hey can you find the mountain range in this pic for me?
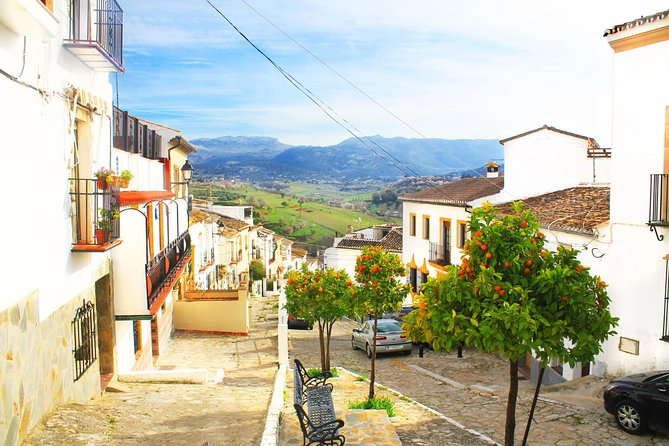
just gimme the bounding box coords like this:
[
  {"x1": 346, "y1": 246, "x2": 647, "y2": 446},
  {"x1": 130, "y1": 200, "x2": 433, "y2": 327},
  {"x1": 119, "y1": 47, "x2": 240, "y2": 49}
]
[{"x1": 189, "y1": 135, "x2": 502, "y2": 181}]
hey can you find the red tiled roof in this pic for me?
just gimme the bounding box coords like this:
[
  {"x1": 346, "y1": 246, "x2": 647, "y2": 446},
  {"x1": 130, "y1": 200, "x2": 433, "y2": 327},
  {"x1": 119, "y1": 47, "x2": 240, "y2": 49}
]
[
  {"x1": 400, "y1": 177, "x2": 504, "y2": 206},
  {"x1": 218, "y1": 216, "x2": 250, "y2": 231},
  {"x1": 499, "y1": 125, "x2": 597, "y2": 145},
  {"x1": 335, "y1": 228, "x2": 402, "y2": 253},
  {"x1": 604, "y1": 9, "x2": 669, "y2": 36},
  {"x1": 496, "y1": 187, "x2": 610, "y2": 235}
]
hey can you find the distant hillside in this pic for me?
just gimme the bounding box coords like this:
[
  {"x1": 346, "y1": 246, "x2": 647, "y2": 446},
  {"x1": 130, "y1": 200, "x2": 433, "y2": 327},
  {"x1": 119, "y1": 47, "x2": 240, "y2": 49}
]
[{"x1": 189, "y1": 135, "x2": 502, "y2": 181}]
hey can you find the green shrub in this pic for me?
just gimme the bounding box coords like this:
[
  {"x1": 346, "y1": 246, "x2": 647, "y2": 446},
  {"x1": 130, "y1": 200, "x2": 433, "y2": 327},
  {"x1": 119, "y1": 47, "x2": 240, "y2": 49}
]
[
  {"x1": 348, "y1": 396, "x2": 396, "y2": 417},
  {"x1": 307, "y1": 367, "x2": 339, "y2": 378}
]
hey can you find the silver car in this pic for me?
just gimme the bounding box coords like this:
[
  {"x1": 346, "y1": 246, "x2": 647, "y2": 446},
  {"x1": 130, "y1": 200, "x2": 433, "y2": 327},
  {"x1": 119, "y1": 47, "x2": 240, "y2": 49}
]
[{"x1": 351, "y1": 319, "x2": 412, "y2": 358}]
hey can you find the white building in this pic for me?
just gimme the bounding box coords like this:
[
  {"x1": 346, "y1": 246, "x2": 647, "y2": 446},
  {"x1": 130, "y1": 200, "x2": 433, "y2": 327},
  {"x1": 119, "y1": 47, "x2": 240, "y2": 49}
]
[
  {"x1": 324, "y1": 225, "x2": 403, "y2": 285},
  {"x1": 596, "y1": 9, "x2": 669, "y2": 376},
  {"x1": 400, "y1": 175, "x2": 504, "y2": 292},
  {"x1": 1, "y1": 0, "x2": 124, "y2": 443}
]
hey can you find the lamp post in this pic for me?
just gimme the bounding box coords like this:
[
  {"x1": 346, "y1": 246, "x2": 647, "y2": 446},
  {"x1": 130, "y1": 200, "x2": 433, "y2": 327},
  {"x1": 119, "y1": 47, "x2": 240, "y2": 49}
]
[{"x1": 181, "y1": 160, "x2": 193, "y2": 216}]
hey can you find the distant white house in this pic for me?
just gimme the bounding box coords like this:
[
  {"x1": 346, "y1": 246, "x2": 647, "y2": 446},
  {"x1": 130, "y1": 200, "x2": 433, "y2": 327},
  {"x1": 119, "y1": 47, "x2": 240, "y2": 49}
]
[{"x1": 324, "y1": 224, "x2": 402, "y2": 286}]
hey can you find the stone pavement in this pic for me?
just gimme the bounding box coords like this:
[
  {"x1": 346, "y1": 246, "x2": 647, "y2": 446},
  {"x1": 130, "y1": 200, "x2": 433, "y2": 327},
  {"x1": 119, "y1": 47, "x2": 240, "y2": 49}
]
[
  {"x1": 23, "y1": 294, "x2": 279, "y2": 446},
  {"x1": 289, "y1": 318, "x2": 669, "y2": 446}
]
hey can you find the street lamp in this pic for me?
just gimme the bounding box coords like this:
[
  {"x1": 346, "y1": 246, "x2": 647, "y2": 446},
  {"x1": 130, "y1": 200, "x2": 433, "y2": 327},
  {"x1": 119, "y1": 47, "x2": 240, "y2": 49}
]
[{"x1": 181, "y1": 160, "x2": 193, "y2": 183}]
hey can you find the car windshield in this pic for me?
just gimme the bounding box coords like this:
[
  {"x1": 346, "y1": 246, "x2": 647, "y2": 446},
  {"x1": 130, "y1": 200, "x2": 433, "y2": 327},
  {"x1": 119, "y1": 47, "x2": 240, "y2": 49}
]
[{"x1": 376, "y1": 322, "x2": 402, "y2": 333}]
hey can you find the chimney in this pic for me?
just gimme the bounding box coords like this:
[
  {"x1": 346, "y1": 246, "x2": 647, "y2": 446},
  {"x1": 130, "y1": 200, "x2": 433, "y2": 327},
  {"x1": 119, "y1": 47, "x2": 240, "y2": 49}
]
[
  {"x1": 347, "y1": 225, "x2": 353, "y2": 233},
  {"x1": 485, "y1": 160, "x2": 500, "y2": 178}
]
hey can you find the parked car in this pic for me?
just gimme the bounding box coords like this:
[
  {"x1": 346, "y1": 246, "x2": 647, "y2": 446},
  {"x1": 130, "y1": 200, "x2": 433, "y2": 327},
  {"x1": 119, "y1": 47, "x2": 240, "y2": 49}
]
[
  {"x1": 287, "y1": 314, "x2": 313, "y2": 330},
  {"x1": 351, "y1": 319, "x2": 412, "y2": 358},
  {"x1": 382, "y1": 305, "x2": 415, "y2": 322},
  {"x1": 603, "y1": 370, "x2": 669, "y2": 435}
]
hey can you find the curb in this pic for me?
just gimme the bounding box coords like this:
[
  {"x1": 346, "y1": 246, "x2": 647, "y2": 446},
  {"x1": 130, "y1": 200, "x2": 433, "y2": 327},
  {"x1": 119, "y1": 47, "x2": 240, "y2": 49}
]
[{"x1": 260, "y1": 364, "x2": 287, "y2": 446}]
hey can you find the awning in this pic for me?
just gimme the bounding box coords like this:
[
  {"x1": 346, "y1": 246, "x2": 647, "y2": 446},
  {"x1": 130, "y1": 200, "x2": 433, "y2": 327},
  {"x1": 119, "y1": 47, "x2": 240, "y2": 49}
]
[
  {"x1": 418, "y1": 260, "x2": 430, "y2": 275},
  {"x1": 406, "y1": 255, "x2": 417, "y2": 269}
]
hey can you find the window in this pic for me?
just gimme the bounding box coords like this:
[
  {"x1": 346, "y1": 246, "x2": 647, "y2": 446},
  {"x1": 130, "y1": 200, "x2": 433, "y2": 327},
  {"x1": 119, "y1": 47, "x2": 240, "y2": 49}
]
[
  {"x1": 417, "y1": 270, "x2": 428, "y2": 293},
  {"x1": 457, "y1": 222, "x2": 468, "y2": 248},
  {"x1": 409, "y1": 214, "x2": 416, "y2": 236},
  {"x1": 663, "y1": 260, "x2": 669, "y2": 341},
  {"x1": 422, "y1": 216, "x2": 430, "y2": 240},
  {"x1": 409, "y1": 267, "x2": 417, "y2": 292},
  {"x1": 133, "y1": 320, "x2": 142, "y2": 354},
  {"x1": 441, "y1": 219, "x2": 451, "y2": 265},
  {"x1": 72, "y1": 300, "x2": 97, "y2": 381}
]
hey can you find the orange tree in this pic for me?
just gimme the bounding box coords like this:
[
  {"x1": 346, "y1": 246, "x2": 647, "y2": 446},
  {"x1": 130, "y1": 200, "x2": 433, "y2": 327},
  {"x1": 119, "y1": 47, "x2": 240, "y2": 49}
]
[
  {"x1": 284, "y1": 266, "x2": 353, "y2": 372},
  {"x1": 354, "y1": 246, "x2": 410, "y2": 400},
  {"x1": 403, "y1": 202, "x2": 617, "y2": 446}
]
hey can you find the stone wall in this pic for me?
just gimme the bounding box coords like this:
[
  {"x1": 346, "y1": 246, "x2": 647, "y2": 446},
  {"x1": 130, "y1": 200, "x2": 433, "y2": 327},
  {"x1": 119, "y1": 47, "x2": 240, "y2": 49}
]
[{"x1": 0, "y1": 288, "x2": 101, "y2": 446}]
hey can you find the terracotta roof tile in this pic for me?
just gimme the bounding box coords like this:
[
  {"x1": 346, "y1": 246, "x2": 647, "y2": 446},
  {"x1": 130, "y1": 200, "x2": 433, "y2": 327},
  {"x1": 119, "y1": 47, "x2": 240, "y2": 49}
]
[
  {"x1": 604, "y1": 9, "x2": 669, "y2": 36},
  {"x1": 499, "y1": 125, "x2": 596, "y2": 145},
  {"x1": 292, "y1": 247, "x2": 308, "y2": 257},
  {"x1": 217, "y1": 216, "x2": 250, "y2": 231},
  {"x1": 496, "y1": 187, "x2": 609, "y2": 235},
  {"x1": 335, "y1": 228, "x2": 403, "y2": 253},
  {"x1": 400, "y1": 177, "x2": 504, "y2": 205}
]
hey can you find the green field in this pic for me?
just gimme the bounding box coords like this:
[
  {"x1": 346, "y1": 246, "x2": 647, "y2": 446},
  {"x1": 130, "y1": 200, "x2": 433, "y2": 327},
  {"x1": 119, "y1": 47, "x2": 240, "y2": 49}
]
[{"x1": 192, "y1": 183, "x2": 399, "y2": 250}]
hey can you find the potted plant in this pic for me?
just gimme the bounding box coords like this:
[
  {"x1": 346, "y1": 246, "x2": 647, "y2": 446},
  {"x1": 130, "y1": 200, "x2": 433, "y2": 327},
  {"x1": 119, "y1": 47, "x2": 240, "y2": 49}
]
[
  {"x1": 94, "y1": 167, "x2": 114, "y2": 190},
  {"x1": 96, "y1": 208, "x2": 120, "y2": 244},
  {"x1": 119, "y1": 169, "x2": 134, "y2": 188}
]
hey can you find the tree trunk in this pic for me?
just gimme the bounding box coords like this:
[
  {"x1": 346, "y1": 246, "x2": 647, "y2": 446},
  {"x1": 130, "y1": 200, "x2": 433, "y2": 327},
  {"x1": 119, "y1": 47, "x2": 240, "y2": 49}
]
[
  {"x1": 318, "y1": 320, "x2": 326, "y2": 371},
  {"x1": 324, "y1": 321, "x2": 333, "y2": 371},
  {"x1": 368, "y1": 314, "x2": 378, "y2": 401},
  {"x1": 522, "y1": 366, "x2": 545, "y2": 446},
  {"x1": 505, "y1": 360, "x2": 519, "y2": 446}
]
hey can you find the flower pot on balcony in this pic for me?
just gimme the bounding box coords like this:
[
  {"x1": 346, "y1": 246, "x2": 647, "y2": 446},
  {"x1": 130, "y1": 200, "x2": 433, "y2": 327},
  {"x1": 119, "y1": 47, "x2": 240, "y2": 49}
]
[
  {"x1": 97, "y1": 178, "x2": 108, "y2": 190},
  {"x1": 95, "y1": 228, "x2": 110, "y2": 244},
  {"x1": 109, "y1": 176, "x2": 120, "y2": 188},
  {"x1": 119, "y1": 177, "x2": 130, "y2": 188}
]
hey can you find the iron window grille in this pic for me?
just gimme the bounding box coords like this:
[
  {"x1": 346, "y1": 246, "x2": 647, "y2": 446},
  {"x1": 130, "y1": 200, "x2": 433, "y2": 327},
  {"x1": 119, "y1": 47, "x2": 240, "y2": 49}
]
[{"x1": 72, "y1": 300, "x2": 97, "y2": 381}]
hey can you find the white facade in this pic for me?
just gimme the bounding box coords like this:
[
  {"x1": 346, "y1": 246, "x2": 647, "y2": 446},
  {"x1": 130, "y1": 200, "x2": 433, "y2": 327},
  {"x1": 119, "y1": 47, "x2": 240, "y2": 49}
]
[
  {"x1": 486, "y1": 126, "x2": 610, "y2": 204},
  {"x1": 1, "y1": 0, "x2": 124, "y2": 443},
  {"x1": 596, "y1": 12, "x2": 669, "y2": 375}
]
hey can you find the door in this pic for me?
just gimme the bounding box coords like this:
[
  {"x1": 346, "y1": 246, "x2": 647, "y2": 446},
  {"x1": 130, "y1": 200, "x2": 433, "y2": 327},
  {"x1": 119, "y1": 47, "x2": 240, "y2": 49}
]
[{"x1": 441, "y1": 220, "x2": 451, "y2": 265}]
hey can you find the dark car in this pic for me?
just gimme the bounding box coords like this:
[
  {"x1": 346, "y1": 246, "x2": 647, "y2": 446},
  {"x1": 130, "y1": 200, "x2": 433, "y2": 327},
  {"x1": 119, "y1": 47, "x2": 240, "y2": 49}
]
[
  {"x1": 603, "y1": 370, "x2": 669, "y2": 435},
  {"x1": 287, "y1": 314, "x2": 313, "y2": 330}
]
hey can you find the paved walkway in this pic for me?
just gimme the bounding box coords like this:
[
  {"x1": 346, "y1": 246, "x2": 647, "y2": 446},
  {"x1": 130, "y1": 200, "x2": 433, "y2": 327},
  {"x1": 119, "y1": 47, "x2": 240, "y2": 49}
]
[
  {"x1": 289, "y1": 318, "x2": 669, "y2": 446},
  {"x1": 23, "y1": 294, "x2": 279, "y2": 446}
]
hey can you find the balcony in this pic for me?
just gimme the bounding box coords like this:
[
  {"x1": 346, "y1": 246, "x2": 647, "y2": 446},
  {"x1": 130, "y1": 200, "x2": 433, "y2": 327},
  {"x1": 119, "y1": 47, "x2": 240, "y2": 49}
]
[
  {"x1": 70, "y1": 178, "x2": 121, "y2": 252},
  {"x1": 429, "y1": 242, "x2": 451, "y2": 266},
  {"x1": 648, "y1": 174, "x2": 669, "y2": 240},
  {"x1": 63, "y1": 0, "x2": 124, "y2": 72},
  {"x1": 146, "y1": 231, "x2": 191, "y2": 310},
  {"x1": 113, "y1": 106, "x2": 162, "y2": 158}
]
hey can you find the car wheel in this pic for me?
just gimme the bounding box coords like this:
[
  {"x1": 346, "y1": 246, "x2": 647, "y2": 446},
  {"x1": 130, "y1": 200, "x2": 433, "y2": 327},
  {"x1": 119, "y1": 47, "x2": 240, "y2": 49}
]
[
  {"x1": 351, "y1": 336, "x2": 357, "y2": 350},
  {"x1": 614, "y1": 400, "x2": 647, "y2": 435},
  {"x1": 366, "y1": 343, "x2": 373, "y2": 359}
]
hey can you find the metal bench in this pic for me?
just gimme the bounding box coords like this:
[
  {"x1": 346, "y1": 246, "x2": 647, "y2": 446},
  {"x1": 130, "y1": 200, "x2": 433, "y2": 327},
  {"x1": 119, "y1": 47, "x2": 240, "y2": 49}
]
[
  {"x1": 293, "y1": 359, "x2": 345, "y2": 446},
  {"x1": 294, "y1": 358, "x2": 334, "y2": 396}
]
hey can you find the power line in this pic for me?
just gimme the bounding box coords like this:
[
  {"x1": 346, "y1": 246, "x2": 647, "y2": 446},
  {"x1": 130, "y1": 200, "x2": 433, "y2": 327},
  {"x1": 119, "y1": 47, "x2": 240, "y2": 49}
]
[{"x1": 205, "y1": 0, "x2": 419, "y2": 177}]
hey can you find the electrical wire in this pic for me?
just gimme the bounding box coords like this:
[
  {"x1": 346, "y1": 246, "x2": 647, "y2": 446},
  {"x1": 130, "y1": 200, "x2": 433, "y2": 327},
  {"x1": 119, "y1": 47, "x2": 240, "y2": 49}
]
[{"x1": 206, "y1": 0, "x2": 419, "y2": 177}]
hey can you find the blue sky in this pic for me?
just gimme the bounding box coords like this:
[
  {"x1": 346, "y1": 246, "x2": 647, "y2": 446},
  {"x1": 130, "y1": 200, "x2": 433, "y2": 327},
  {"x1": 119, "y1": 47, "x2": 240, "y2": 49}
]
[{"x1": 116, "y1": 1, "x2": 668, "y2": 146}]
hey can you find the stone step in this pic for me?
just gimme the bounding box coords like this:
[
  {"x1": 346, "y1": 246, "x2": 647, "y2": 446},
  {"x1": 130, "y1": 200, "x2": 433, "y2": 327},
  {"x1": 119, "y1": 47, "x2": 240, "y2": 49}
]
[{"x1": 341, "y1": 409, "x2": 402, "y2": 446}]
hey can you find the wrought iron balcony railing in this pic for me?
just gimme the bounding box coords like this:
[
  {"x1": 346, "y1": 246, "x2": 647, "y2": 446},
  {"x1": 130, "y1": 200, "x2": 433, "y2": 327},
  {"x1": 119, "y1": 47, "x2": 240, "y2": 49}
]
[
  {"x1": 70, "y1": 178, "x2": 120, "y2": 251},
  {"x1": 649, "y1": 174, "x2": 669, "y2": 241},
  {"x1": 63, "y1": 0, "x2": 123, "y2": 72},
  {"x1": 146, "y1": 231, "x2": 191, "y2": 310},
  {"x1": 429, "y1": 241, "x2": 451, "y2": 266},
  {"x1": 113, "y1": 106, "x2": 162, "y2": 158}
]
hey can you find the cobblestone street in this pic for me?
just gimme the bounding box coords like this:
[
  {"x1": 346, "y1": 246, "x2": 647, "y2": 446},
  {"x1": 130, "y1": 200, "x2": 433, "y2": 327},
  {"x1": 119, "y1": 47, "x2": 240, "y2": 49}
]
[{"x1": 289, "y1": 318, "x2": 669, "y2": 446}]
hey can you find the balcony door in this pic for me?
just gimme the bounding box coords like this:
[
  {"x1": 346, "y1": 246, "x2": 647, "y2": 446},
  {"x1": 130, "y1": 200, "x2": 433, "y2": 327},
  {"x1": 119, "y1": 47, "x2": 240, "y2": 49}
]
[{"x1": 441, "y1": 220, "x2": 451, "y2": 265}]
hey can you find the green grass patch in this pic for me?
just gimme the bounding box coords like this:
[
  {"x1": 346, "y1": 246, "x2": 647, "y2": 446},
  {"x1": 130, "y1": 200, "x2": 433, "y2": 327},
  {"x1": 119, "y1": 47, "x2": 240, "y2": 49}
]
[
  {"x1": 307, "y1": 367, "x2": 339, "y2": 378},
  {"x1": 348, "y1": 396, "x2": 397, "y2": 417},
  {"x1": 356, "y1": 374, "x2": 368, "y2": 381}
]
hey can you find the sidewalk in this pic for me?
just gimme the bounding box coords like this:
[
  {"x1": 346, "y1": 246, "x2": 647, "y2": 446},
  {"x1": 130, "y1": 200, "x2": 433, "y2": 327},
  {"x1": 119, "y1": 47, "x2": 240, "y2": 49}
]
[{"x1": 23, "y1": 294, "x2": 279, "y2": 446}]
